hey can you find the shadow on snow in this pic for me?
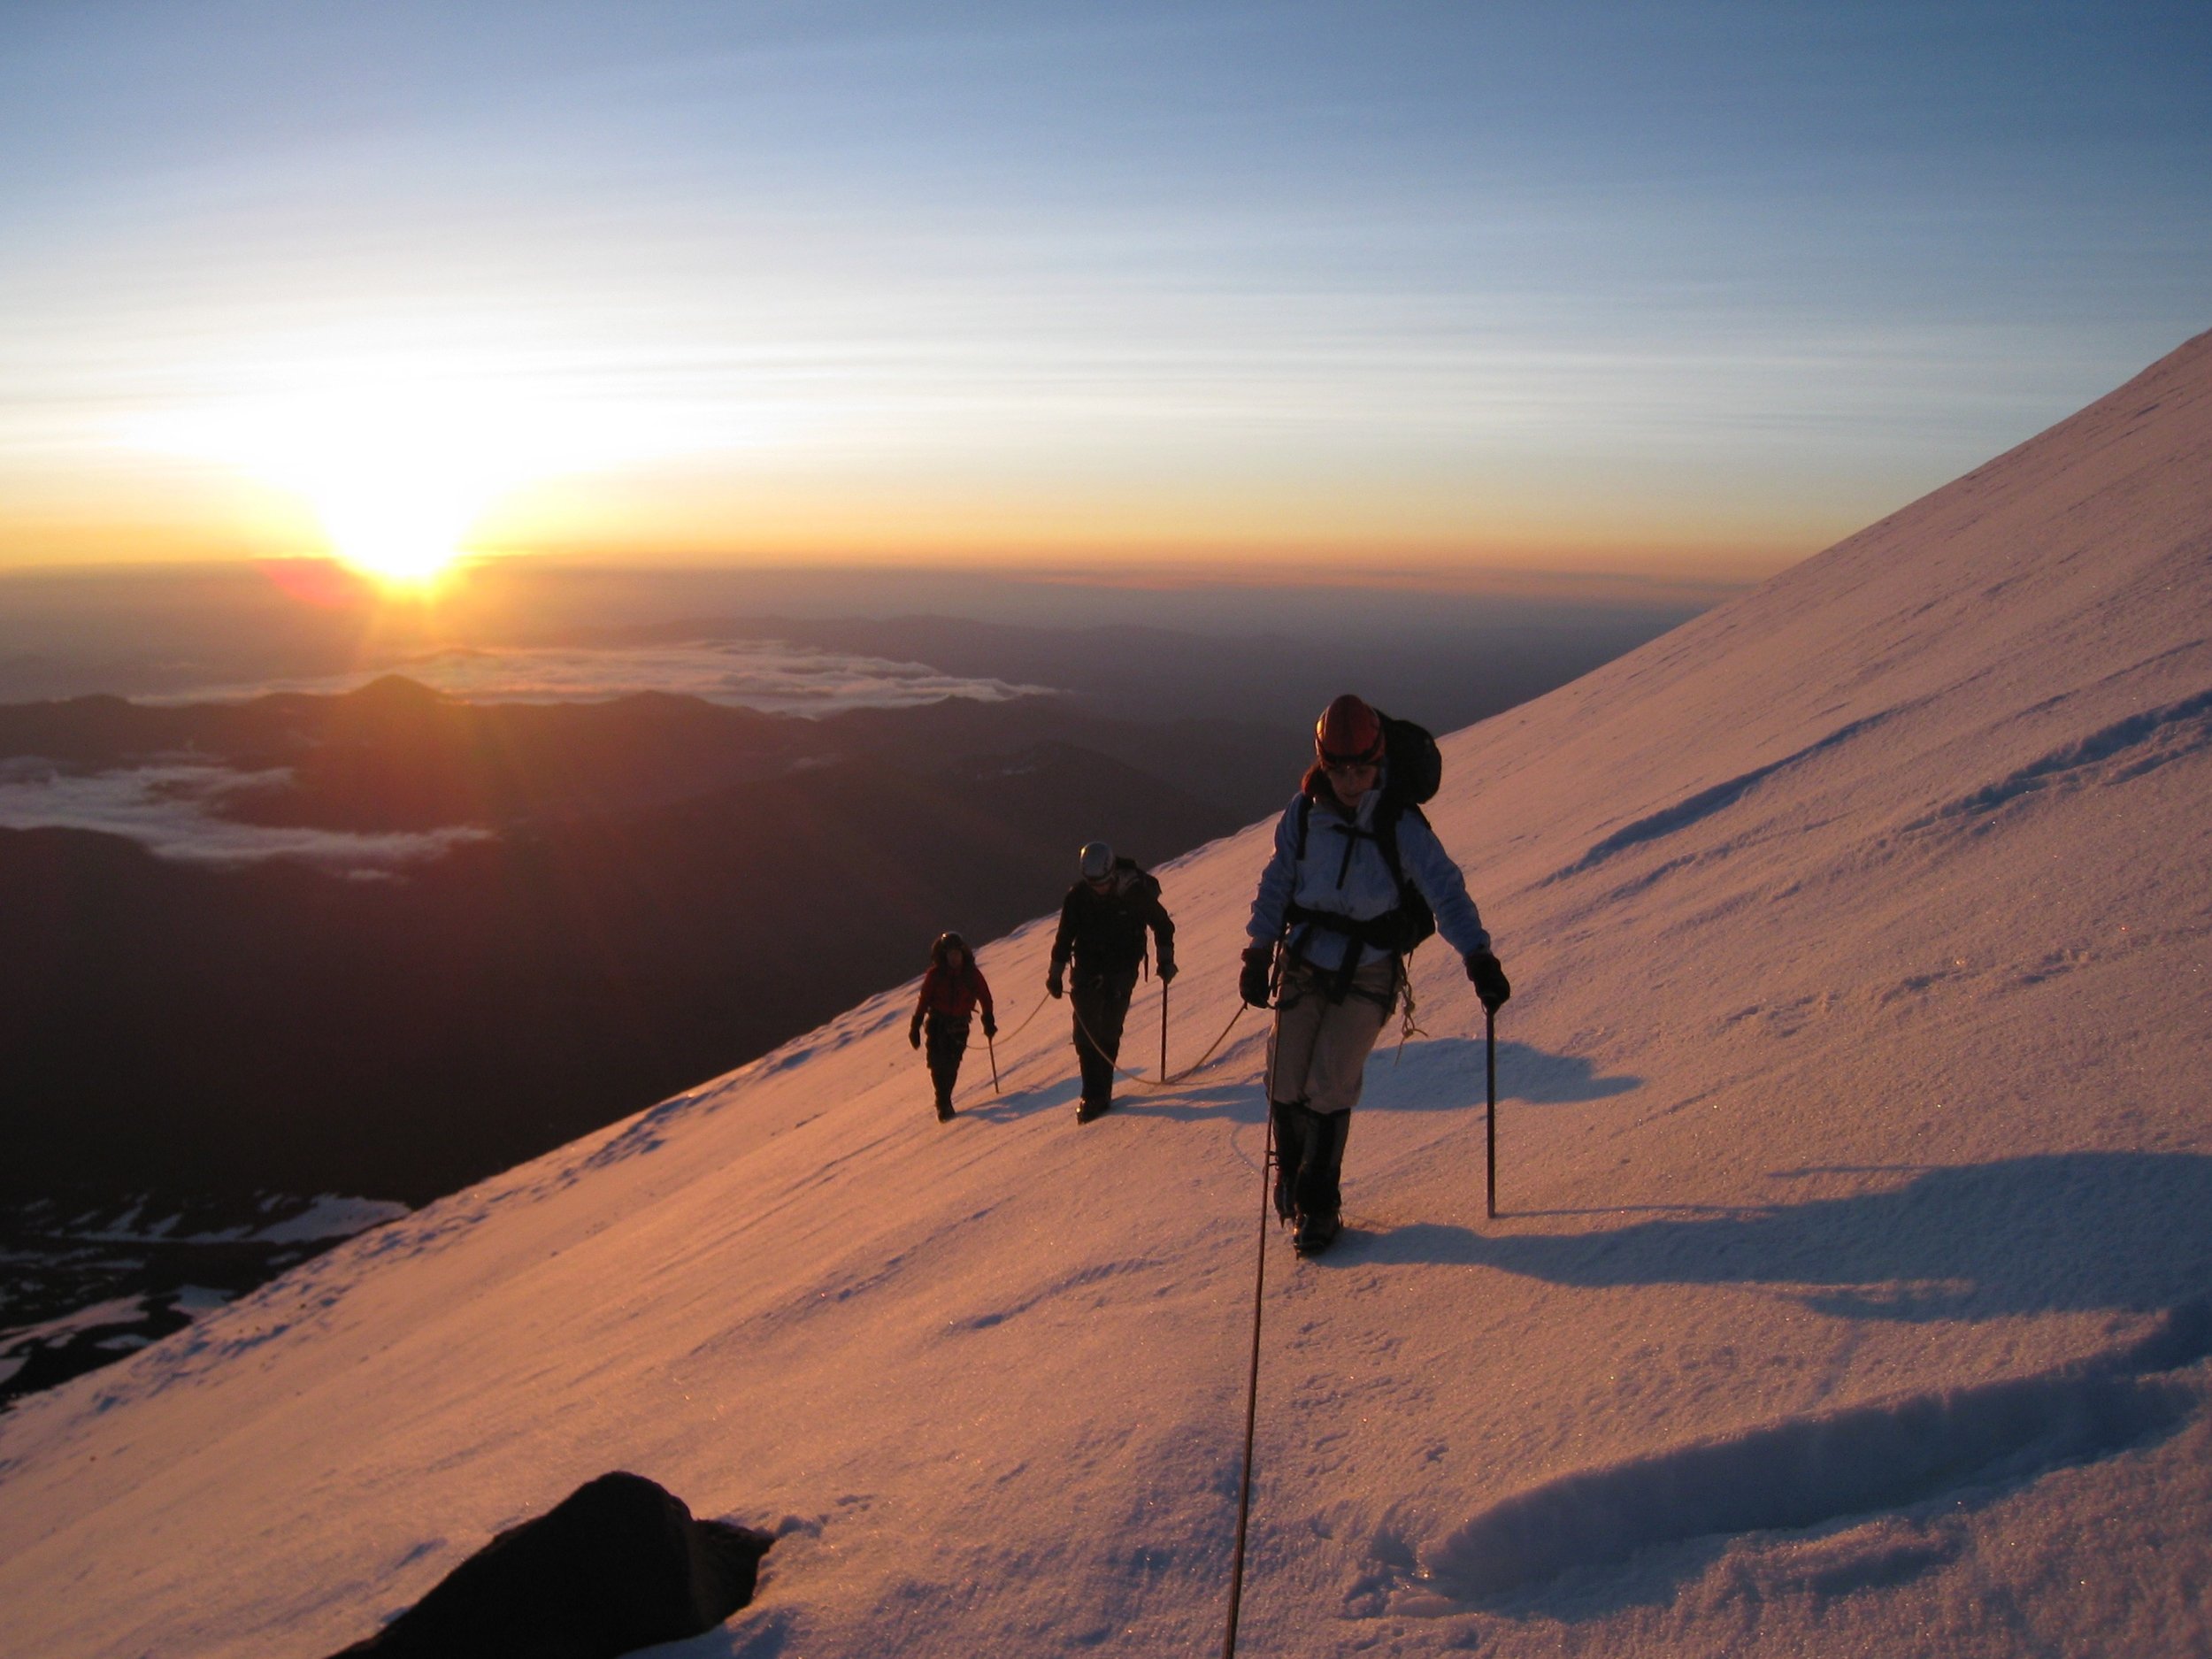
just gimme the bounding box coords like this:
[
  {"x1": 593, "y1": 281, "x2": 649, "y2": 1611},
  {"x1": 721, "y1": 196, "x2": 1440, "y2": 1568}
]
[
  {"x1": 1340, "y1": 1151, "x2": 2212, "y2": 1323},
  {"x1": 1395, "y1": 1299, "x2": 2212, "y2": 1619},
  {"x1": 963, "y1": 1033, "x2": 1634, "y2": 1124},
  {"x1": 1362, "y1": 1035, "x2": 1642, "y2": 1111}
]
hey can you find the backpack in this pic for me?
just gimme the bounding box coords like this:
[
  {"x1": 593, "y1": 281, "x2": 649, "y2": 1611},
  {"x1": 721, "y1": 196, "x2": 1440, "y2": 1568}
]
[
  {"x1": 1115, "y1": 856, "x2": 1162, "y2": 971},
  {"x1": 1292, "y1": 710, "x2": 1441, "y2": 956},
  {"x1": 1379, "y1": 712, "x2": 1441, "y2": 807},
  {"x1": 1074, "y1": 856, "x2": 1164, "y2": 976}
]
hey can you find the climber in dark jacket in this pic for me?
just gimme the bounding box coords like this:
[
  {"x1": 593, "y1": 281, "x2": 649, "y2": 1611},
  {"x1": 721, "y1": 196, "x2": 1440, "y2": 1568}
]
[
  {"x1": 1047, "y1": 841, "x2": 1176, "y2": 1123},
  {"x1": 910, "y1": 931, "x2": 995, "y2": 1122}
]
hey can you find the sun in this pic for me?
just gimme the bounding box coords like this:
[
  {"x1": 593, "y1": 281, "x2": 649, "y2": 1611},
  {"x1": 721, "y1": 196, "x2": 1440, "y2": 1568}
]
[
  {"x1": 294, "y1": 459, "x2": 480, "y2": 591},
  {"x1": 230, "y1": 382, "x2": 512, "y2": 591},
  {"x1": 120, "y1": 341, "x2": 742, "y2": 590},
  {"x1": 125, "y1": 366, "x2": 561, "y2": 592}
]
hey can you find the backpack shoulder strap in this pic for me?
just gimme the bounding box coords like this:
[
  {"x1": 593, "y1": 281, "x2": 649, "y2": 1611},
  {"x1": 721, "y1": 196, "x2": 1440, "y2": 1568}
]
[
  {"x1": 1293, "y1": 794, "x2": 1314, "y2": 860},
  {"x1": 1373, "y1": 798, "x2": 1416, "y2": 885},
  {"x1": 1110, "y1": 856, "x2": 1153, "y2": 890}
]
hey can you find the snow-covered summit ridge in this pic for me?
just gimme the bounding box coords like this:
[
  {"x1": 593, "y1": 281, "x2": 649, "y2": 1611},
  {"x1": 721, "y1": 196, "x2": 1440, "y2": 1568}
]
[{"x1": 1, "y1": 332, "x2": 2208, "y2": 1658}]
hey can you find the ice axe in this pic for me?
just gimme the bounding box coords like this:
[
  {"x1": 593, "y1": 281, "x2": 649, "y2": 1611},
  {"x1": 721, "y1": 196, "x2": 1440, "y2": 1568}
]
[
  {"x1": 1159, "y1": 980, "x2": 1170, "y2": 1079},
  {"x1": 987, "y1": 1029, "x2": 1001, "y2": 1094},
  {"x1": 1485, "y1": 1004, "x2": 1497, "y2": 1219}
]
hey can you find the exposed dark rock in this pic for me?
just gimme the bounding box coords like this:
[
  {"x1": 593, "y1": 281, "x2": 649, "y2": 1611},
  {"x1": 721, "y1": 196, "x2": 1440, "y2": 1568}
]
[{"x1": 326, "y1": 1471, "x2": 772, "y2": 1659}]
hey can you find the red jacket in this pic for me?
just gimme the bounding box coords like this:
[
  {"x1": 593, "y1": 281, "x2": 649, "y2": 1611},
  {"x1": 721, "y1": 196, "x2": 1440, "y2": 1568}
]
[{"x1": 915, "y1": 960, "x2": 993, "y2": 1021}]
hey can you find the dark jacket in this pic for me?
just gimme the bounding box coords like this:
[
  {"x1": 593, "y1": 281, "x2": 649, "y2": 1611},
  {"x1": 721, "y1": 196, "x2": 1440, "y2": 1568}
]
[{"x1": 1050, "y1": 858, "x2": 1175, "y2": 984}]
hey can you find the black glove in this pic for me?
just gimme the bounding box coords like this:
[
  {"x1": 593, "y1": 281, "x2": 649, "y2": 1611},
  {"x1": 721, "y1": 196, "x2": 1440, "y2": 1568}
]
[
  {"x1": 1239, "y1": 944, "x2": 1274, "y2": 1009},
  {"x1": 1466, "y1": 950, "x2": 1511, "y2": 1012},
  {"x1": 1156, "y1": 956, "x2": 1178, "y2": 984},
  {"x1": 981, "y1": 1012, "x2": 997, "y2": 1040},
  {"x1": 1046, "y1": 966, "x2": 1064, "y2": 1000},
  {"x1": 908, "y1": 1016, "x2": 923, "y2": 1049}
]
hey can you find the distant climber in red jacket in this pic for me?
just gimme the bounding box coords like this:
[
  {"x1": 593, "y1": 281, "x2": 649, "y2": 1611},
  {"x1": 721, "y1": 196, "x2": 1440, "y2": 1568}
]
[{"x1": 910, "y1": 931, "x2": 995, "y2": 1122}]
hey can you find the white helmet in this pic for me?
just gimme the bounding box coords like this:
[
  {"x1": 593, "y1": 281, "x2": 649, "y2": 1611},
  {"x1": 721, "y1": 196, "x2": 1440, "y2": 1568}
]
[{"x1": 1078, "y1": 841, "x2": 1114, "y2": 882}]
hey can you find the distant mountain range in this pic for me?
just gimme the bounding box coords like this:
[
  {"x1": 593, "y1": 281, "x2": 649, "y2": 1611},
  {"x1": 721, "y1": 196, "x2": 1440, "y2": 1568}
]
[
  {"x1": 0, "y1": 678, "x2": 1249, "y2": 1202},
  {"x1": 0, "y1": 591, "x2": 1701, "y2": 1210}
]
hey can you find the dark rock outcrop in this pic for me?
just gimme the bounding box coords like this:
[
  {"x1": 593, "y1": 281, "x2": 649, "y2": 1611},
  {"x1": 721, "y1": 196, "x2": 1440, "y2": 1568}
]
[{"x1": 326, "y1": 1471, "x2": 773, "y2": 1659}]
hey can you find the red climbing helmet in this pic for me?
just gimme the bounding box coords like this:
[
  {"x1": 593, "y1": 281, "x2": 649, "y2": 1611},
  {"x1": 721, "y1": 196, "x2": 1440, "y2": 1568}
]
[{"x1": 1314, "y1": 693, "x2": 1384, "y2": 770}]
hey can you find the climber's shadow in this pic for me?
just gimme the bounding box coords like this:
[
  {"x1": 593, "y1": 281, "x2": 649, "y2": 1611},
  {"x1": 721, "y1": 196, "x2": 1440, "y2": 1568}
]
[
  {"x1": 1346, "y1": 1152, "x2": 2212, "y2": 1325},
  {"x1": 1359, "y1": 1036, "x2": 1641, "y2": 1112}
]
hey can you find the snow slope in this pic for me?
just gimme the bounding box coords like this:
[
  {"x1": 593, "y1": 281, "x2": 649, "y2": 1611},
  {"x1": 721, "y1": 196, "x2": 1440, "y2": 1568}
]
[{"x1": 2, "y1": 332, "x2": 2208, "y2": 1659}]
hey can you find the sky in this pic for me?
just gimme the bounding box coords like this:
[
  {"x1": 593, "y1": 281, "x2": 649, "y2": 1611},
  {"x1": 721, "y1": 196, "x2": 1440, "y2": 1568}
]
[{"x1": 2, "y1": 0, "x2": 2207, "y2": 588}]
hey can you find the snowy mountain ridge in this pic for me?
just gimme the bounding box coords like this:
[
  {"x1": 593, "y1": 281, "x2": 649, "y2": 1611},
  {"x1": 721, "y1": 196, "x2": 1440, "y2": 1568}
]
[{"x1": 1, "y1": 332, "x2": 2208, "y2": 1658}]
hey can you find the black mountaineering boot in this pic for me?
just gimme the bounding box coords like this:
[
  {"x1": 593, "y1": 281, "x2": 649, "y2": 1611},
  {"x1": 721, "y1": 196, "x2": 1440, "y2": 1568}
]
[
  {"x1": 1294, "y1": 1211, "x2": 1340, "y2": 1257},
  {"x1": 1269, "y1": 1099, "x2": 1304, "y2": 1225}
]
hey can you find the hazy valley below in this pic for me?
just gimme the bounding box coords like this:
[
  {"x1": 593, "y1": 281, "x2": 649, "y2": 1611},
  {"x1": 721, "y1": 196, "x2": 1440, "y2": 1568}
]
[{"x1": 0, "y1": 595, "x2": 1701, "y2": 1406}]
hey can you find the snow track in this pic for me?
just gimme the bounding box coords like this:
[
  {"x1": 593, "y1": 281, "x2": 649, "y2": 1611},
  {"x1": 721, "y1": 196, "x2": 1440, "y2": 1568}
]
[
  {"x1": 1409, "y1": 1302, "x2": 2212, "y2": 1606},
  {"x1": 1555, "y1": 710, "x2": 1894, "y2": 877},
  {"x1": 1916, "y1": 683, "x2": 2212, "y2": 826}
]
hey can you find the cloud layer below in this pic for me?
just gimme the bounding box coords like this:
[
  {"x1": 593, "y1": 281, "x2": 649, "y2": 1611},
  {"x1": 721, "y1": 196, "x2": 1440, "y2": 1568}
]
[
  {"x1": 0, "y1": 761, "x2": 491, "y2": 873},
  {"x1": 166, "y1": 641, "x2": 1053, "y2": 716}
]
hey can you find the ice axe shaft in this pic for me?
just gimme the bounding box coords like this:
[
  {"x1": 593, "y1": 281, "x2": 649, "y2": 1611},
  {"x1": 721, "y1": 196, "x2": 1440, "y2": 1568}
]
[
  {"x1": 1160, "y1": 982, "x2": 1170, "y2": 1079},
  {"x1": 987, "y1": 1031, "x2": 1001, "y2": 1094},
  {"x1": 1486, "y1": 1005, "x2": 1497, "y2": 1219}
]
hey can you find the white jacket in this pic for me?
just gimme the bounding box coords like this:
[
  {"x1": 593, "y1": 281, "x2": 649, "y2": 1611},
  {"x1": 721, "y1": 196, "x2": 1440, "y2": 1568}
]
[{"x1": 1245, "y1": 783, "x2": 1491, "y2": 972}]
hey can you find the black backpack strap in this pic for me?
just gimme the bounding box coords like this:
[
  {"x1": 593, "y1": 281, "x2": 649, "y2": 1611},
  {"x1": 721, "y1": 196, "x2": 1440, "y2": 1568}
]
[{"x1": 1375, "y1": 800, "x2": 1427, "y2": 888}]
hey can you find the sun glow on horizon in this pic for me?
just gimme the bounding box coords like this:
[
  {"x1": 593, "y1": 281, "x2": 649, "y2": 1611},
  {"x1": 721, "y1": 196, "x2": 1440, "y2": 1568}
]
[
  {"x1": 117, "y1": 352, "x2": 749, "y2": 591},
  {"x1": 127, "y1": 385, "x2": 506, "y2": 590}
]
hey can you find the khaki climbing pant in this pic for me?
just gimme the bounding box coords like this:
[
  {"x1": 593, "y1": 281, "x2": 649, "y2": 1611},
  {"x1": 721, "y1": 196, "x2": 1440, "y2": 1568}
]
[{"x1": 1265, "y1": 954, "x2": 1397, "y2": 1115}]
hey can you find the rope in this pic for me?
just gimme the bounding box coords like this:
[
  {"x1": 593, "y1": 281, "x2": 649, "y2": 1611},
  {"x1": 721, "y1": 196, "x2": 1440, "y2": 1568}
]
[
  {"x1": 1221, "y1": 1111, "x2": 1273, "y2": 1658},
  {"x1": 1066, "y1": 994, "x2": 1250, "y2": 1090},
  {"x1": 993, "y1": 987, "x2": 1055, "y2": 1042}
]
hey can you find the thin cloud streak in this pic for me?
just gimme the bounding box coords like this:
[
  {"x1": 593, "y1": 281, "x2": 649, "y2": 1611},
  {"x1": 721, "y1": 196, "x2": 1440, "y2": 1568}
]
[{"x1": 0, "y1": 761, "x2": 491, "y2": 873}]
